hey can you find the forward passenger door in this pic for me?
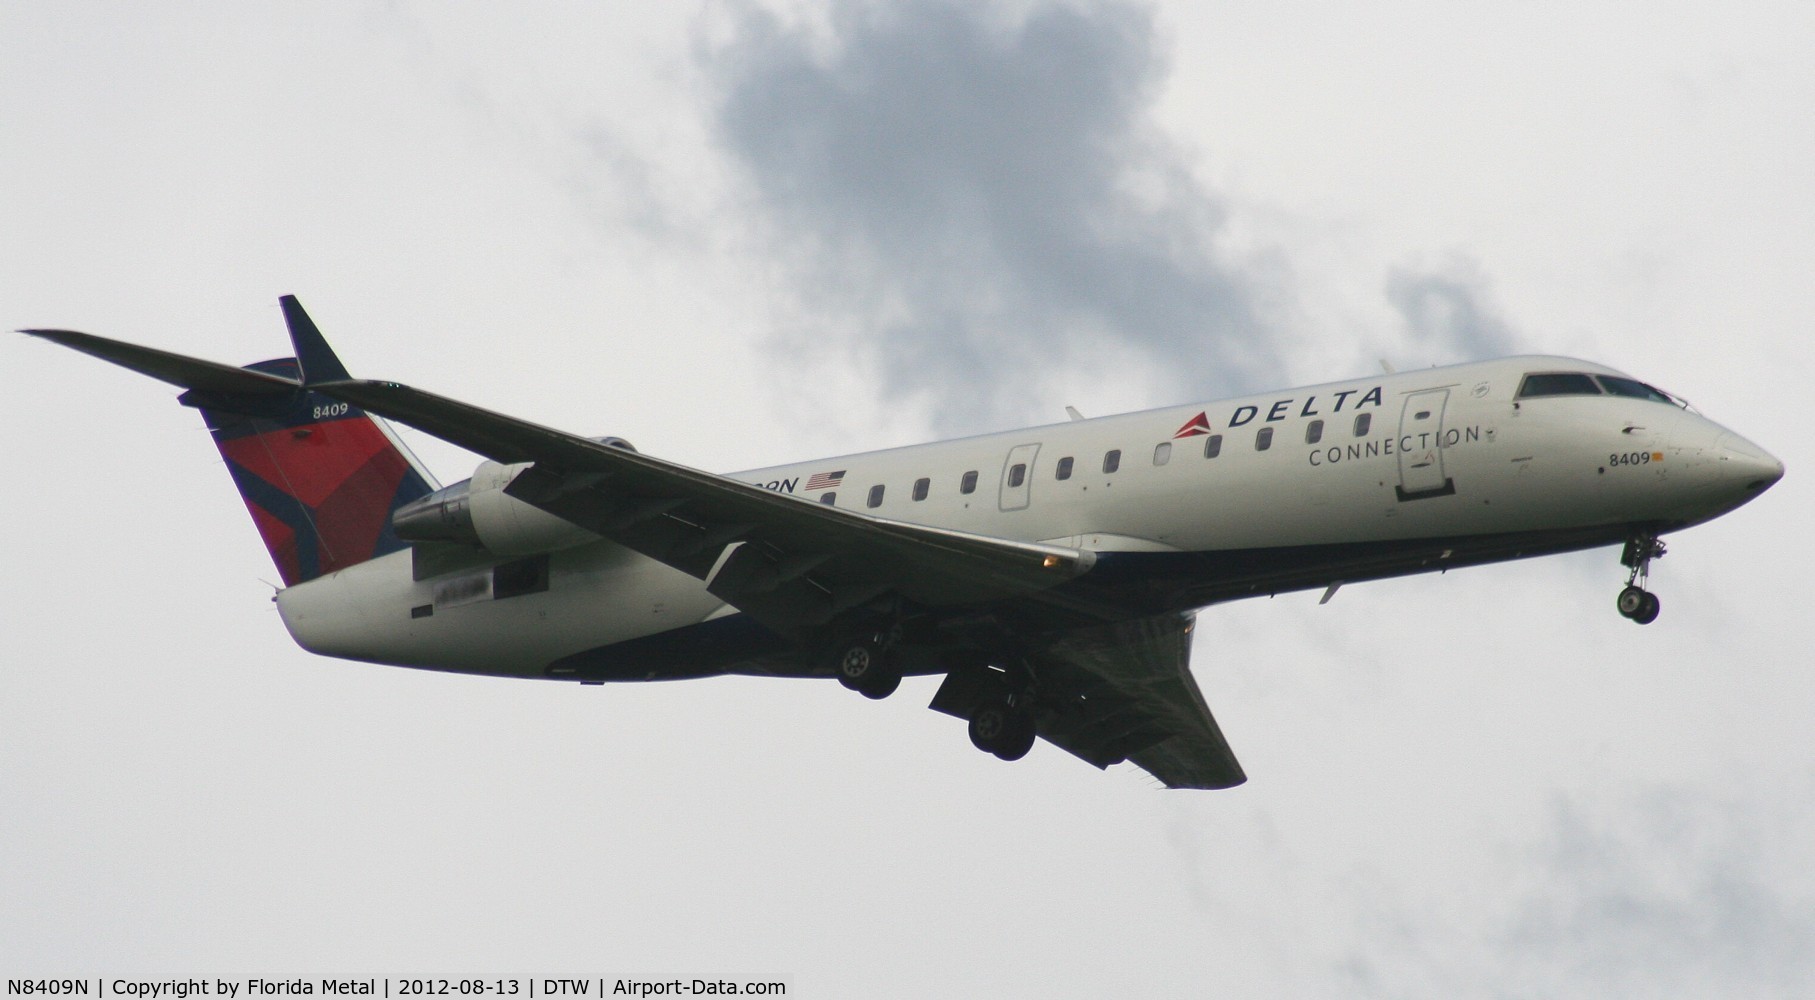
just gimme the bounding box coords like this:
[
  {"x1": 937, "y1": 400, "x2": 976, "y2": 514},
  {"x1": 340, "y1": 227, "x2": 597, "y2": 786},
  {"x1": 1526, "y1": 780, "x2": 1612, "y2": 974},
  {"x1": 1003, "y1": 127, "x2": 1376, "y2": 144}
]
[{"x1": 1396, "y1": 389, "x2": 1455, "y2": 500}]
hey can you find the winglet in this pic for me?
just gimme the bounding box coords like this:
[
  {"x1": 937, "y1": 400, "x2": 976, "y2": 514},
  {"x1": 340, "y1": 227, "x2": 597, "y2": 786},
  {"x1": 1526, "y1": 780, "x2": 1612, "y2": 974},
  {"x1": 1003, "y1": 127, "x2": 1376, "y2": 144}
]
[{"x1": 280, "y1": 295, "x2": 352, "y2": 385}]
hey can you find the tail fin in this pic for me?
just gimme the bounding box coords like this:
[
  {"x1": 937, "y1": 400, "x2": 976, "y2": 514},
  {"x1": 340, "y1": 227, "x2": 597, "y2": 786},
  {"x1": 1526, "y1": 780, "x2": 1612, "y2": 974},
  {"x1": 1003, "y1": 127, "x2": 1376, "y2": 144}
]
[
  {"x1": 24, "y1": 297, "x2": 437, "y2": 587},
  {"x1": 185, "y1": 366, "x2": 435, "y2": 586}
]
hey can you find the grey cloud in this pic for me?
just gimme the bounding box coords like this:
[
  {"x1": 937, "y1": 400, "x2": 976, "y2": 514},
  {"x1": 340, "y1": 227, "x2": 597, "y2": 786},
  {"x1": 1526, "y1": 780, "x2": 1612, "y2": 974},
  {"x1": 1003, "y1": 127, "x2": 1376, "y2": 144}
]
[
  {"x1": 705, "y1": 0, "x2": 1274, "y2": 433},
  {"x1": 1497, "y1": 789, "x2": 1815, "y2": 997},
  {"x1": 1321, "y1": 786, "x2": 1815, "y2": 998},
  {"x1": 1386, "y1": 257, "x2": 1523, "y2": 361}
]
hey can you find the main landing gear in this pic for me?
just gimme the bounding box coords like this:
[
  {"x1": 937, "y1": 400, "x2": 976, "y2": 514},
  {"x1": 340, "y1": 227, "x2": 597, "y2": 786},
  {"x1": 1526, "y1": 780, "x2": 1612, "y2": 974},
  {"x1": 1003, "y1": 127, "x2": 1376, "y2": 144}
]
[
  {"x1": 959, "y1": 660, "x2": 1038, "y2": 762},
  {"x1": 831, "y1": 635, "x2": 1043, "y2": 764},
  {"x1": 1617, "y1": 533, "x2": 1666, "y2": 625},
  {"x1": 968, "y1": 692, "x2": 1037, "y2": 762},
  {"x1": 831, "y1": 634, "x2": 903, "y2": 700}
]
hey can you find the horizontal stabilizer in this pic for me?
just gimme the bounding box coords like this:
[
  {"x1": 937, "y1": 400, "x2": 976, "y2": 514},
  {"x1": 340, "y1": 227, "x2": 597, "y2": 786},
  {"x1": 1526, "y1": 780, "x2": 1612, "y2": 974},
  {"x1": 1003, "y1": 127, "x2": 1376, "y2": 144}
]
[
  {"x1": 24, "y1": 305, "x2": 437, "y2": 587},
  {"x1": 280, "y1": 295, "x2": 351, "y2": 384},
  {"x1": 21, "y1": 328, "x2": 299, "y2": 398}
]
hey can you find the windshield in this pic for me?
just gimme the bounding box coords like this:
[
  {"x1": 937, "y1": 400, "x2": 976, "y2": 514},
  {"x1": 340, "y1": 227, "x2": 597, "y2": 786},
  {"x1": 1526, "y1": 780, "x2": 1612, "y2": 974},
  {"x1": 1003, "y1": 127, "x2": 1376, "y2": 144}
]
[
  {"x1": 1595, "y1": 375, "x2": 1679, "y2": 405},
  {"x1": 1517, "y1": 371, "x2": 1687, "y2": 408},
  {"x1": 1517, "y1": 372, "x2": 1601, "y2": 398}
]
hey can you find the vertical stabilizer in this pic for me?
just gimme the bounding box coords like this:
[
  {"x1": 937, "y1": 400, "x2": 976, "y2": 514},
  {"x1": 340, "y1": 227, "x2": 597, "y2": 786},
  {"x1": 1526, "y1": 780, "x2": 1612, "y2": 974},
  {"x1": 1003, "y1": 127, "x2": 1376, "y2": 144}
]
[{"x1": 183, "y1": 360, "x2": 435, "y2": 587}]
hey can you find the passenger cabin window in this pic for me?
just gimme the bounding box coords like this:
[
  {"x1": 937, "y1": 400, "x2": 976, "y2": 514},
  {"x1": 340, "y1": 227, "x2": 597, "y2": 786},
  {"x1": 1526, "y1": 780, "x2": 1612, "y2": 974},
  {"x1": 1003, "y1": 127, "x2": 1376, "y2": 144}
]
[
  {"x1": 1055, "y1": 456, "x2": 1074, "y2": 481},
  {"x1": 1518, "y1": 372, "x2": 1602, "y2": 398},
  {"x1": 1354, "y1": 413, "x2": 1371, "y2": 437},
  {"x1": 1103, "y1": 450, "x2": 1122, "y2": 474},
  {"x1": 1255, "y1": 427, "x2": 1273, "y2": 451},
  {"x1": 819, "y1": 492, "x2": 837, "y2": 505},
  {"x1": 867, "y1": 484, "x2": 885, "y2": 508},
  {"x1": 1203, "y1": 434, "x2": 1223, "y2": 458},
  {"x1": 1153, "y1": 442, "x2": 1172, "y2": 466},
  {"x1": 912, "y1": 477, "x2": 930, "y2": 501},
  {"x1": 1306, "y1": 419, "x2": 1324, "y2": 445},
  {"x1": 960, "y1": 470, "x2": 979, "y2": 494},
  {"x1": 1596, "y1": 375, "x2": 1676, "y2": 404},
  {"x1": 1007, "y1": 464, "x2": 1026, "y2": 488}
]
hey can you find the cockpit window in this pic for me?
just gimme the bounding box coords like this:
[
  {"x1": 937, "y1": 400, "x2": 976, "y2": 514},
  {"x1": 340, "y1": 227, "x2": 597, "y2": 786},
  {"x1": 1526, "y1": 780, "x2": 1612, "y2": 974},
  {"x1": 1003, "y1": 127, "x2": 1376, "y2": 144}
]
[
  {"x1": 1595, "y1": 375, "x2": 1675, "y2": 404},
  {"x1": 1517, "y1": 372, "x2": 1602, "y2": 398}
]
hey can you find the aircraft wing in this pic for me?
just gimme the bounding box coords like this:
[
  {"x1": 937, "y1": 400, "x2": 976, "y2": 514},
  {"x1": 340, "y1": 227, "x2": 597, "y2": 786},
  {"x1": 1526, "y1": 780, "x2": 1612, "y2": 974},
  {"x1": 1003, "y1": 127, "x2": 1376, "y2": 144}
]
[
  {"x1": 932, "y1": 612, "x2": 1246, "y2": 789},
  {"x1": 310, "y1": 378, "x2": 1116, "y2": 632},
  {"x1": 310, "y1": 380, "x2": 1244, "y2": 787}
]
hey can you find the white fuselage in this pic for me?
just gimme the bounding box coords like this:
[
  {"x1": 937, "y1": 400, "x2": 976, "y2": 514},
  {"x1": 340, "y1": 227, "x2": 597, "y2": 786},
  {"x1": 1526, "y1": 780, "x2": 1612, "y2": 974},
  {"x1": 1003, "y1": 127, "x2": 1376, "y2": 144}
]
[{"x1": 274, "y1": 355, "x2": 1781, "y2": 679}]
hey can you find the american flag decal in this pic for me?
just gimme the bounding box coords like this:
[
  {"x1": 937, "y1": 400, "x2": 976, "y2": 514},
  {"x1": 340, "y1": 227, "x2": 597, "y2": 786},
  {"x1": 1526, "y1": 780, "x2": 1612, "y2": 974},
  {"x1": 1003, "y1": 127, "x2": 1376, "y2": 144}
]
[{"x1": 805, "y1": 470, "x2": 846, "y2": 491}]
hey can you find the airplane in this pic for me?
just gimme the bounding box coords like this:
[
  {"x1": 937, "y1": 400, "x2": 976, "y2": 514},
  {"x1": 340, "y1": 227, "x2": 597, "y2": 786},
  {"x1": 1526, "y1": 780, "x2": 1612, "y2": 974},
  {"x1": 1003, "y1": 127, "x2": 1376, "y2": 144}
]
[{"x1": 22, "y1": 297, "x2": 1783, "y2": 788}]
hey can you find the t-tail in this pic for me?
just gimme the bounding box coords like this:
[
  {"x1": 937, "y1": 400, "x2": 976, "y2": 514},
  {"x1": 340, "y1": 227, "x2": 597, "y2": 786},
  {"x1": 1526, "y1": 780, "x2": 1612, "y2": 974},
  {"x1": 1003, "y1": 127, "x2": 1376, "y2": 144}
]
[{"x1": 22, "y1": 296, "x2": 437, "y2": 587}]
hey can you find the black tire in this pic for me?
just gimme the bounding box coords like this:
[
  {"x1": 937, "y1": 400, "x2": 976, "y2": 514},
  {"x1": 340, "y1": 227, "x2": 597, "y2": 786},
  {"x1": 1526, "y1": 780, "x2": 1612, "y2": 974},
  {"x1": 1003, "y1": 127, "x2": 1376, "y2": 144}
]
[
  {"x1": 1633, "y1": 591, "x2": 1661, "y2": 625},
  {"x1": 993, "y1": 714, "x2": 1037, "y2": 761},
  {"x1": 1617, "y1": 585, "x2": 1648, "y2": 619},
  {"x1": 835, "y1": 640, "x2": 879, "y2": 691},
  {"x1": 857, "y1": 668, "x2": 901, "y2": 700},
  {"x1": 970, "y1": 701, "x2": 1035, "y2": 759},
  {"x1": 968, "y1": 703, "x2": 1009, "y2": 752}
]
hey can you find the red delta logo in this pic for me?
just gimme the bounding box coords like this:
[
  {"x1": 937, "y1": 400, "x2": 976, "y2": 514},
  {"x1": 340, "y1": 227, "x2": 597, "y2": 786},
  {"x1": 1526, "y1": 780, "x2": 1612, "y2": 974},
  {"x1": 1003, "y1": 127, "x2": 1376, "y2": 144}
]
[{"x1": 1173, "y1": 412, "x2": 1212, "y2": 438}]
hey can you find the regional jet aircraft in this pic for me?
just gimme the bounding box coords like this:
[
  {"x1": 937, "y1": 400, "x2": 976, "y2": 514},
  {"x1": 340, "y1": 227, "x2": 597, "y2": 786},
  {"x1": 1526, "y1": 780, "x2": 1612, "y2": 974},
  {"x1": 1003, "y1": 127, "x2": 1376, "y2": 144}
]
[{"x1": 24, "y1": 298, "x2": 1783, "y2": 788}]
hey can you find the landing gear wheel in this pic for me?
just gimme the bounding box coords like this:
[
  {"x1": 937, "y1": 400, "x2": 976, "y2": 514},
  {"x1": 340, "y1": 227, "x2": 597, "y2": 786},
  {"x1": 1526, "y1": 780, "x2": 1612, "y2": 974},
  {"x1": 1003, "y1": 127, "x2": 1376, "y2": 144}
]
[
  {"x1": 968, "y1": 702, "x2": 1009, "y2": 752},
  {"x1": 857, "y1": 669, "x2": 901, "y2": 700},
  {"x1": 834, "y1": 640, "x2": 877, "y2": 690},
  {"x1": 834, "y1": 639, "x2": 902, "y2": 698},
  {"x1": 968, "y1": 700, "x2": 1036, "y2": 759},
  {"x1": 992, "y1": 713, "x2": 1037, "y2": 761},
  {"x1": 1617, "y1": 586, "x2": 1661, "y2": 625}
]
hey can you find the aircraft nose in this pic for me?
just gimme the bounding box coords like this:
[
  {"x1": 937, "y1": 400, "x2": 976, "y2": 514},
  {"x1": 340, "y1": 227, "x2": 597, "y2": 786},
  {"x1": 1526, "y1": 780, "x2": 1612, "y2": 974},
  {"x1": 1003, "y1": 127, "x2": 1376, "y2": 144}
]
[{"x1": 1715, "y1": 432, "x2": 1785, "y2": 494}]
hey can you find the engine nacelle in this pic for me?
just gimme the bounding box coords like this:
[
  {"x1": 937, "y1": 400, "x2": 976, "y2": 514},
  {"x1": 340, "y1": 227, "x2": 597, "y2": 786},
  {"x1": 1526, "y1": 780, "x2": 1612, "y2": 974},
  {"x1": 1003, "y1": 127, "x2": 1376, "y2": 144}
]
[{"x1": 393, "y1": 460, "x2": 601, "y2": 556}]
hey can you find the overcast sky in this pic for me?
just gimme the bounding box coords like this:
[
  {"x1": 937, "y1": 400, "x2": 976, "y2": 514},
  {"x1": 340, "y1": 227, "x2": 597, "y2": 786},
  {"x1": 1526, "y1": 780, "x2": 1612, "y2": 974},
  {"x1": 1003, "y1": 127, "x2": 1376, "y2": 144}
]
[{"x1": 4, "y1": 2, "x2": 1811, "y2": 996}]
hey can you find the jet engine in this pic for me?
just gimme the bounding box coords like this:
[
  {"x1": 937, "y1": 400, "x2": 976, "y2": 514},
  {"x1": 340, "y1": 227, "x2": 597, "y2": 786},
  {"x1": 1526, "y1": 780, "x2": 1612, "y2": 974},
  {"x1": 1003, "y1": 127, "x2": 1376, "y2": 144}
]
[{"x1": 392, "y1": 459, "x2": 602, "y2": 556}]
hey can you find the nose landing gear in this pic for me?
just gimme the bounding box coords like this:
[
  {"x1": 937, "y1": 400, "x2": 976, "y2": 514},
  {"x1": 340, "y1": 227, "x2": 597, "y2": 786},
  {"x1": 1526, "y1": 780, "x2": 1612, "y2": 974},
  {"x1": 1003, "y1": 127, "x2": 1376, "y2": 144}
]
[{"x1": 1617, "y1": 533, "x2": 1666, "y2": 625}]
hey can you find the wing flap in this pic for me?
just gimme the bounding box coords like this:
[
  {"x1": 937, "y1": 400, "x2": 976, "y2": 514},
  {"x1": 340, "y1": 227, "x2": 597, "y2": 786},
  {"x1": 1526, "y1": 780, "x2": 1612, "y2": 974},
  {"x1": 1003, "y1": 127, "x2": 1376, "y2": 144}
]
[{"x1": 1033, "y1": 614, "x2": 1246, "y2": 789}]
